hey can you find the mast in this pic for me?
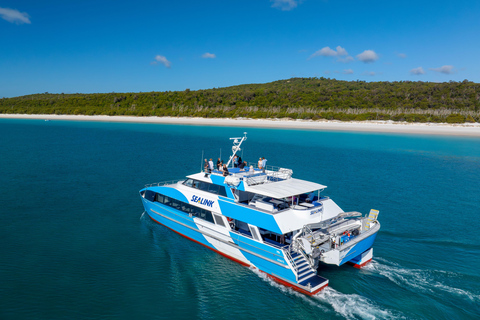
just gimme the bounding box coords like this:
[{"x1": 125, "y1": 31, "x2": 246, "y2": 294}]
[{"x1": 225, "y1": 132, "x2": 247, "y2": 168}]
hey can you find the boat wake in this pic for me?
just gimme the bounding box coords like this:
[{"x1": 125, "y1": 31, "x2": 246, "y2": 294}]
[
  {"x1": 249, "y1": 266, "x2": 404, "y2": 319},
  {"x1": 248, "y1": 266, "x2": 330, "y2": 311},
  {"x1": 363, "y1": 258, "x2": 480, "y2": 303},
  {"x1": 314, "y1": 287, "x2": 404, "y2": 320}
]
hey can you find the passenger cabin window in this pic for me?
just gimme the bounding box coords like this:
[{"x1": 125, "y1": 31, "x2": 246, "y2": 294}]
[
  {"x1": 144, "y1": 190, "x2": 156, "y2": 202},
  {"x1": 183, "y1": 179, "x2": 227, "y2": 197},
  {"x1": 213, "y1": 214, "x2": 226, "y2": 227},
  {"x1": 150, "y1": 191, "x2": 214, "y2": 224}
]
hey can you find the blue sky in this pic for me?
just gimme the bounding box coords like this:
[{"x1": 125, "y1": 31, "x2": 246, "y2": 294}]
[{"x1": 1, "y1": 0, "x2": 479, "y2": 98}]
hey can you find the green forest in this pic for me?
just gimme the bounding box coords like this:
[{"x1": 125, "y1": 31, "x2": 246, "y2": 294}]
[{"x1": 1, "y1": 78, "x2": 479, "y2": 123}]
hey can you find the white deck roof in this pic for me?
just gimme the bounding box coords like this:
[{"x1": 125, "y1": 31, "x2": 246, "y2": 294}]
[{"x1": 244, "y1": 178, "x2": 327, "y2": 199}]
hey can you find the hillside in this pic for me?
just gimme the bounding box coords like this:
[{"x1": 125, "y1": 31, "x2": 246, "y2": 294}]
[{"x1": 1, "y1": 78, "x2": 479, "y2": 123}]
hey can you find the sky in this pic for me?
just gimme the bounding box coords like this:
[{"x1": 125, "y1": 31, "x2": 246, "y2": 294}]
[{"x1": 1, "y1": 0, "x2": 479, "y2": 98}]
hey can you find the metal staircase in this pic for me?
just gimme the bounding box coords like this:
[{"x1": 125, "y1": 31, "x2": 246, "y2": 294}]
[{"x1": 290, "y1": 251, "x2": 316, "y2": 283}]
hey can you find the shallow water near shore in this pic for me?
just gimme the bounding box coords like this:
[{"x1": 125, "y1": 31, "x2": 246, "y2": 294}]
[{"x1": 1, "y1": 119, "x2": 479, "y2": 319}]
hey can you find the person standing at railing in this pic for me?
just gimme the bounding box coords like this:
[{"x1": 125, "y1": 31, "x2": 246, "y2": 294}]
[
  {"x1": 233, "y1": 155, "x2": 239, "y2": 168},
  {"x1": 216, "y1": 158, "x2": 221, "y2": 170},
  {"x1": 209, "y1": 158, "x2": 214, "y2": 172},
  {"x1": 204, "y1": 159, "x2": 209, "y2": 177},
  {"x1": 262, "y1": 157, "x2": 267, "y2": 173},
  {"x1": 258, "y1": 157, "x2": 263, "y2": 170}
]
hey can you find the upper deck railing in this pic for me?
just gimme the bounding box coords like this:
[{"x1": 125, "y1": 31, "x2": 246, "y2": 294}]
[
  {"x1": 206, "y1": 163, "x2": 293, "y2": 186},
  {"x1": 145, "y1": 179, "x2": 184, "y2": 189}
]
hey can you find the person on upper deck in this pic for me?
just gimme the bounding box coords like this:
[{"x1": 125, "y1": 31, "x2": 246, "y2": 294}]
[
  {"x1": 307, "y1": 192, "x2": 315, "y2": 203},
  {"x1": 222, "y1": 164, "x2": 229, "y2": 177},
  {"x1": 258, "y1": 157, "x2": 263, "y2": 170},
  {"x1": 209, "y1": 158, "x2": 214, "y2": 172},
  {"x1": 204, "y1": 159, "x2": 209, "y2": 177},
  {"x1": 262, "y1": 157, "x2": 267, "y2": 172},
  {"x1": 239, "y1": 161, "x2": 246, "y2": 170},
  {"x1": 216, "y1": 158, "x2": 221, "y2": 170},
  {"x1": 249, "y1": 165, "x2": 254, "y2": 174},
  {"x1": 233, "y1": 155, "x2": 238, "y2": 168}
]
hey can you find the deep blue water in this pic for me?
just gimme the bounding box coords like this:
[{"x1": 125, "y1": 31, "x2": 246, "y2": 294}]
[{"x1": 1, "y1": 119, "x2": 479, "y2": 319}]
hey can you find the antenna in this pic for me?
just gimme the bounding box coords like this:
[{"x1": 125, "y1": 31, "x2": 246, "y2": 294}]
[{"x1": 225, "y1": 132, "x2": 247, "y2": 167}]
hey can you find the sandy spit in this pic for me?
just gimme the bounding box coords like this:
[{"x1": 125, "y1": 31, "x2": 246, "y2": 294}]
[{"x1": 1, "y1": 114, "x2": 480, "y2": 137}]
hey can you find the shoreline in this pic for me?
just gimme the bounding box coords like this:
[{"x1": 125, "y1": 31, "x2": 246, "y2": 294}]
[{"x1": 1, "y1": 114, "x2": 480, "y2": 137}]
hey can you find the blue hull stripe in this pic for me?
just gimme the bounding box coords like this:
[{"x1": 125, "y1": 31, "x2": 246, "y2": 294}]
[
  {"x1": 229, "y1": 234, "x2": 296, "y2": 282},
  {"x1": 340, "y1": 233, "x2": 378, "y2": 265},
  {"x1": 143, "y1": 200, "x2": 213, "y2": 249},
  {"x1": 142, "y1": 199, "x2": 291, "y2": 269}
]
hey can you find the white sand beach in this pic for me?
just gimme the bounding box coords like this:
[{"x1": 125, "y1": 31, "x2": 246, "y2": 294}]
[{"x1": 1, "y1": 114, "x2": 480, "y2": 137}]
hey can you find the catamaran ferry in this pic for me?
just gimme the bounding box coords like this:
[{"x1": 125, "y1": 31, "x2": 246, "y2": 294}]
[{"x1": 139, "y1": 133, "x2": 380, "y2": 295}]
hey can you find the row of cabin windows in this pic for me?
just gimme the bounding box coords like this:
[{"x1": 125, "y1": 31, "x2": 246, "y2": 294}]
[
  {"x1": 183, "y1": 179, "x2": 228, "y2": 197},
  {"x1": 143, "y1": 190, "x2": 214, "y2": 224},
  {"x1": 143, "y1": 190, "x2": 288, "y2": 246}
]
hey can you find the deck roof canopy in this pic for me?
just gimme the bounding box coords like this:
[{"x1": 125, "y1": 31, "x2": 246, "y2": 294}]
[{"x1": 244, "y1": 178, "x2": 327, "y2": 199}]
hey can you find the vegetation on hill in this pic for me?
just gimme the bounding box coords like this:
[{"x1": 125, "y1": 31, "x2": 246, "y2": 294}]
[{"x1": 1, "y1": 78, "x2": 479, "y2": 123}]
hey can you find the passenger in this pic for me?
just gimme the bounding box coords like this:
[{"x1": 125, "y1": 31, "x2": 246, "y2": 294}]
[
  {"x1": 233, "y1": 155, "x2": 238, "y2": 168},
  {"x1": 249, "y1": 165, "x2": 254, "y2": 174},
  {"x1": 239, "y1": 161, "x2": 246, "y2": 170},
  {"x1": 262, "y1": 157, "x2": 267, "y2": 172},
  {"x1": 238, "y1": 156, "x2": 242, "y2": 165},
  {"x1": 222, "y1": 164, "x2": 229, "y2": 177},
  {"x1": 307, "y1": 192, "x2": 315, "y2": 203},
  {"x1": 216, "y1": 158, "x2": 221, "y2": 170},
  {"x1": 208, "y1": 158, "x2": 214, "y2": 172},
  {"x1": 204, "y1": 159, "x2": 209, "y2": 177},
  {"x1": 258, "y1": 157, "x2": 263, "y2": 170}
]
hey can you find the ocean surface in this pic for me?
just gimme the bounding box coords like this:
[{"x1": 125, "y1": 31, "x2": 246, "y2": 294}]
[{"x1": 1, "y1": 119, "x2": 479, "y2": 320}]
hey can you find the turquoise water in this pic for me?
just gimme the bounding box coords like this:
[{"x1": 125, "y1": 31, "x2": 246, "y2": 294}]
[{"x1": 1, "y1": 119, "x2": 479, "y2": 319}]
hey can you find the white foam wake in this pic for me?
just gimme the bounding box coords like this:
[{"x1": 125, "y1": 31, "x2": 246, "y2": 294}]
[
  {"x1": 249, "y1": 266, "x2": 404, "y2": 319},
  {"x1": 314, "y1": 287, "x2": 403, "y2": 320},
  {"x1": 248, "y1": 266, "x2": 329, "y2": 311},
  {"x1": 363, "y1": 258, "x2": 480, "y2": 303}
]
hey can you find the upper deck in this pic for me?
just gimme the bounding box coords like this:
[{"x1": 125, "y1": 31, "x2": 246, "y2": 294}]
[{"x1": 188, "y1": 165, "x2": 327, "y2": 199}]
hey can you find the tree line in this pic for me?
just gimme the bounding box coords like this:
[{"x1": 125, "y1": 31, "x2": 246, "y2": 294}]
[{"x1": 1, "y1": 77, "x2": 479, "y2": 123}]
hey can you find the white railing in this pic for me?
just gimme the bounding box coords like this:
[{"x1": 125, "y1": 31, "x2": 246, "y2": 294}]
[
  {"x1": 283, "y1": 247, "x2": 300, "y2": 281},
  {"x1": 242, "y1": 165, "x2": 293, "y2": 186},
  {"x1": 145, "y1": 179, "x2": 184, "y2": 188}
]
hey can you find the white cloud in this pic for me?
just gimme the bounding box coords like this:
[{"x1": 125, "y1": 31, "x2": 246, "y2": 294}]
[
  {"x1": 337, "y1": 56, "x2": 354, "y2": 63},
  {"x1": 314, "y1": 47, "x2": 337, "y2": 57},
  {"x1": 410, "y1": 67, "x2": 425, "y2": 75},
  {"x1": 336, "y1": 46, "x2": 348, "y2": 56},
  {"x1": 362, "y1": 71, "x2": 376, "y2": 76},
  {"x1": 343, "y1": 69, "x2": 354, "y2": 74},
  {"x1": 201, "y1": 52, "x2": 216, "y2": 59},
  {"x1": 398, "y1": 53, "x2": 407, "y2": 58},
  {"x1": 430, "y1": 65, "x2": 455, "y2": 74},
  {"x1": 0, "y1": 7, "x2": 31, "y2": 24},
  {"x1": 271, "y1": 0, "x2": 300, "y2": 11},
  {"x1": 309, "y1": 46, "x2": 350, "y2": 61},
  {"x1": 357, "y1": 50, "x2": 379, "y2": 63},
  {"x1": 152, "y1": 55, "x2": 171, "y2": 68}
]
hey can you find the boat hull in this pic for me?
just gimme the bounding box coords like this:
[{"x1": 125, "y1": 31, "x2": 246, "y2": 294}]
[{"x1": 141, "y1": 197, "x2": 328, "y2": 295}]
